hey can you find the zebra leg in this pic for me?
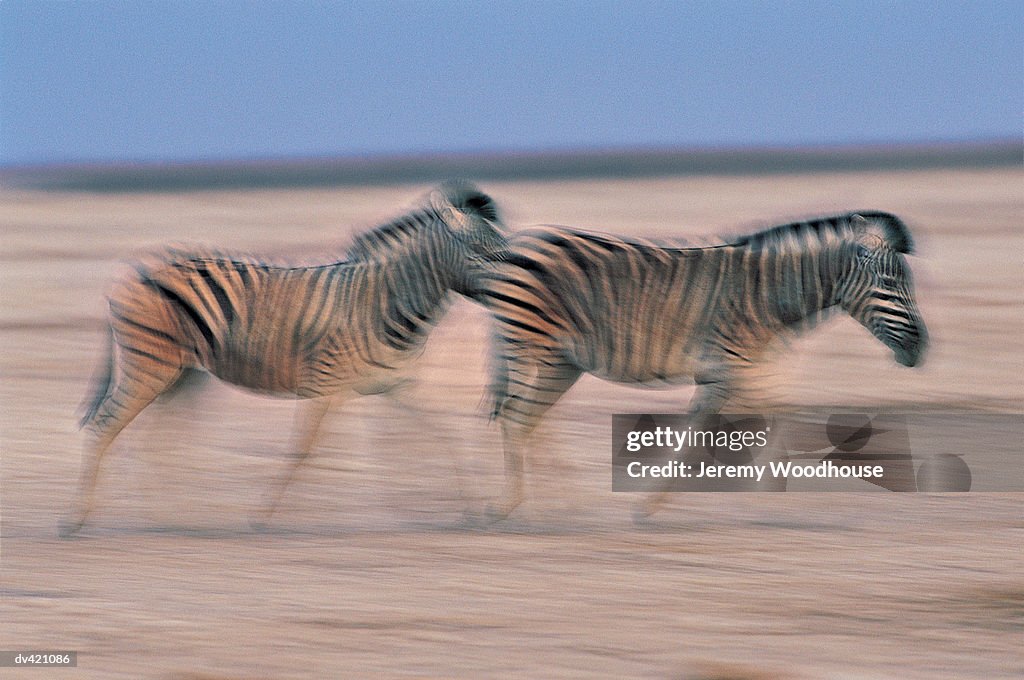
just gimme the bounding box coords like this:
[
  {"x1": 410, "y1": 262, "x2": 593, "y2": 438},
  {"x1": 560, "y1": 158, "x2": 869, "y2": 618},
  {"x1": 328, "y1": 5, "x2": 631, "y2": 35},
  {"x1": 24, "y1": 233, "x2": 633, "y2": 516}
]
[
  {"x1": 251, "y1": 395, "x2": 334, "y2": 529},
  {"x1": 380, "y1": 381, "x2": 485, "y2": 518},
  {"x1": 60, "y1": 356, "x2": 185, "y2": 537},
  {"x1": 634, "y1": 371, "x2": 733, "y2": 522},
  {"x1": 487, "y1": 358, "x2": 581, "y2": 521}
]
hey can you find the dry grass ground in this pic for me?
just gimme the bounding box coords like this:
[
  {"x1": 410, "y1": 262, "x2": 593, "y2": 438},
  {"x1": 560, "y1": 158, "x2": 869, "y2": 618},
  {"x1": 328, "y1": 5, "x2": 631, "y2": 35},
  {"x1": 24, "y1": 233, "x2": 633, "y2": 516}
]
[{"x1": 1, "y1": 166, "x2": 1021, "y2": 678}]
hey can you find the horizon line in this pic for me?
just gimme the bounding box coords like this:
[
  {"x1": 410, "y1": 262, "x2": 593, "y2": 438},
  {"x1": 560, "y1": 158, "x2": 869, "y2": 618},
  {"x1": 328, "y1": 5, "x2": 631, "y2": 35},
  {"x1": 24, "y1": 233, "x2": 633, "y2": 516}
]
[{"x1": 2, "y1": 138, "x2": 1019, "y2": 193}]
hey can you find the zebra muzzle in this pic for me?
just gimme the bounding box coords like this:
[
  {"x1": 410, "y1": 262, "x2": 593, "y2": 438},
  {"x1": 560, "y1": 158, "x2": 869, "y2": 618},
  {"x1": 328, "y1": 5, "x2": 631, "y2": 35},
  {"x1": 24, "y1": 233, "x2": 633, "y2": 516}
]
[{"x1": 894, "y1": 324, "x2": 927, "y2": 367}]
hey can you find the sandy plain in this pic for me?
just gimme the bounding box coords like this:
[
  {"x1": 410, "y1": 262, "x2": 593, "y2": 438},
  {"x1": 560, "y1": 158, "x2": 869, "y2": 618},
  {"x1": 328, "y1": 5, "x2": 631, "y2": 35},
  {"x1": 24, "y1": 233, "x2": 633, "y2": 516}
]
[{"x1": 1, "y1": 163, "x2": 1022, "y2": 678}]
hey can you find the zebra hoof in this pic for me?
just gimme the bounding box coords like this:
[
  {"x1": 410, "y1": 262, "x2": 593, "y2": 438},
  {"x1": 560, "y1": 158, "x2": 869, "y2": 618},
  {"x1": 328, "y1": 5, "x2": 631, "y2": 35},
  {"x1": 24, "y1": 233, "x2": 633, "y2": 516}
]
[
  {"x1": 248, "y1": 515, "x2": 273, "y2": 533},
  {"x1": 483, "y1": 503, "x2": 512, "y2": 524},
  {"x1": 631, "y1": 501, "x2": 658, "y2": 526},
  {"x1": 57, "y1": 517, "x2": 84, "y2": 539}
]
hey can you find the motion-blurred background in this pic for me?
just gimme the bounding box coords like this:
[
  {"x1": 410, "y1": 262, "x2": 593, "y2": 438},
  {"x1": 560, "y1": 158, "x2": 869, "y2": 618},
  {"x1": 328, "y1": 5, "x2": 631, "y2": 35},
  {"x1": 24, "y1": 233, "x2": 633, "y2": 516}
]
[
  {"x1": 2, "y1": 3, "x2": 1021, "y2": 679},
  {"x1": 3, "y1": 1, "x2": 1020, "y2": 167}
]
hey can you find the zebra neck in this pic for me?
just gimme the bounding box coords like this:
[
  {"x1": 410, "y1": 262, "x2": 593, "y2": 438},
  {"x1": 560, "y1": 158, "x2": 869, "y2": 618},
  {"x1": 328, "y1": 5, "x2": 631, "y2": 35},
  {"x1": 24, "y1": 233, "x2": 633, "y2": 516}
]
[
  {"x1": 758, "y1": 246, "x2": 841, "y2": 330},
  {"x1": 371, "y1": 230, "x2": 457, "y2": 348}
]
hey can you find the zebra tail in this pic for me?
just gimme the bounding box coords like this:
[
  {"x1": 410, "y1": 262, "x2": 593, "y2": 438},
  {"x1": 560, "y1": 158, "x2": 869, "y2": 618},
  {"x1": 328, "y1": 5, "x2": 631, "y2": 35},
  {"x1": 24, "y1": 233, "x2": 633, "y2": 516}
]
[{"x1": 78, "y1": 324, "x2": 115, "y2": 429}]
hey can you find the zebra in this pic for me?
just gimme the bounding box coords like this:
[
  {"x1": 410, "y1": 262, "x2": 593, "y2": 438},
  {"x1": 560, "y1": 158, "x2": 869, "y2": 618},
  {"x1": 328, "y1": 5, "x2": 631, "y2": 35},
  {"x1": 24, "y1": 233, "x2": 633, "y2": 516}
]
[
  {"x1": 60, "y1": 181, "x2": 507, "y2": 536},
  {"x1": 477, "y1": 211, "x2": 928, "y2": 518}
]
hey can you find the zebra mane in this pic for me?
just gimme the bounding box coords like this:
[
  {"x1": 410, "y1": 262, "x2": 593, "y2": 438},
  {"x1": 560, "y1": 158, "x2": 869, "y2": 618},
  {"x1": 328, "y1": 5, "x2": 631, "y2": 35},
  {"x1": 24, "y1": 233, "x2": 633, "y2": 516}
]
[
  {"x1": 345, "y1": 210, "x2": 438, "y2": 262},
  {"x1": 346, "y1": 181, "x2": 500, "y2": 262},
  {"x1": 732, "y1": 211, "x2": 914, "y2": 255}
]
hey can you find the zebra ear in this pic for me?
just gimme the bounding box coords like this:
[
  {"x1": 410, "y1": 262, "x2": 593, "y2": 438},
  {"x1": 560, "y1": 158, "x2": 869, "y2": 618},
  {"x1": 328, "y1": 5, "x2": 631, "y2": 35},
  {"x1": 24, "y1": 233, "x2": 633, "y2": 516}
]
[
  {"x1": 849, "y1": 211, "x2": 915, "y2": 253},
  {"x1": 850, "y1": 214, "x2": 887, "y2": 250},
  {"x1": 433, "y1": 201, "x2": 473, "y2": 234},
  {"x1": 430, "y1": 181, "x2": 502, "y2": 234},
  {"x1": 429, "y1": 189, "x2": 466, "y2": 233}
]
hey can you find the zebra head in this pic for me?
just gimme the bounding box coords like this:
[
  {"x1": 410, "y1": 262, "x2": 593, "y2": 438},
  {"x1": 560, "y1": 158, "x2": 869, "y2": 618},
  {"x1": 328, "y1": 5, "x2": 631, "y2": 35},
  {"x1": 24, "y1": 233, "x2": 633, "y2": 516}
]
[
  {"x1": 839, "y1": 213, "x2": 928, "y2": 367},
  {"x1": 430, "y1": 180, "x2": 509, "y2": 296}
]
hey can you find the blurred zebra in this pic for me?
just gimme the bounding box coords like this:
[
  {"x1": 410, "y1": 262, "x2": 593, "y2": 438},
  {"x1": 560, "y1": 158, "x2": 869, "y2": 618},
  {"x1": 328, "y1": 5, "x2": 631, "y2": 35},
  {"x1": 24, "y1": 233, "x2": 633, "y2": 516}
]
[
  {"x1": 478, "y1": 211, "x2": 927, "y2": 518},
  {"x1": 61, "y1": 181, "x2": 506, "y2": 536}
]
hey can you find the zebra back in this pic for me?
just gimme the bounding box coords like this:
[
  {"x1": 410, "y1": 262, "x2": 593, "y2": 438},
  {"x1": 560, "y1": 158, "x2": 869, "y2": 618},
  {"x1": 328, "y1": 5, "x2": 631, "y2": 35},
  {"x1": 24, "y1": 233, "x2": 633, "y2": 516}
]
[
  {"x1": 84, "y1": 182, "x2": 507, "y2": 411},
  {"x1": 481, "y1": 210, "x2": 922, "y2": 418}
]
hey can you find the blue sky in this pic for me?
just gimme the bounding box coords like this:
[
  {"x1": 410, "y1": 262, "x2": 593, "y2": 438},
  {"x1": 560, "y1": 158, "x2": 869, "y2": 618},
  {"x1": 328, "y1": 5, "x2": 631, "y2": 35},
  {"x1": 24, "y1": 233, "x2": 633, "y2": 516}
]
[{"x1": 1, "y1": 1, "x2": 1021, "y2": 166}]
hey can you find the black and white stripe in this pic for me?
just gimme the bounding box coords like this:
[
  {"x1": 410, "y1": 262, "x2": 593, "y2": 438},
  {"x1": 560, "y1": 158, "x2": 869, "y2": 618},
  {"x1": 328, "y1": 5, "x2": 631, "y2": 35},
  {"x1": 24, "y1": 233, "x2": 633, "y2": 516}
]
[
  {"x1": 63, "y1": 181, "x2": 506, "y2": 536},
  {"x1": 477, "y1": 211, "x2": 927, "y2": 517}
]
